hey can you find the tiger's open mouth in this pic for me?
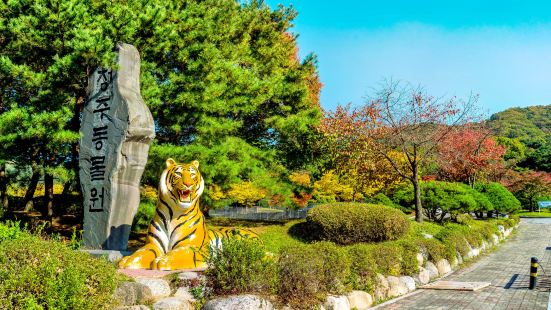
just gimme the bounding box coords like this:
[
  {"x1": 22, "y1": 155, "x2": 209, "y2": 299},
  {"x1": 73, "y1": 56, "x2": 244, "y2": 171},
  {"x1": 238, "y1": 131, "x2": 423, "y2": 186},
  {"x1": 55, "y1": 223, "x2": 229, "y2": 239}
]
[{"x1": 178, "y1": 189, "x2": 191, "y2": 202}]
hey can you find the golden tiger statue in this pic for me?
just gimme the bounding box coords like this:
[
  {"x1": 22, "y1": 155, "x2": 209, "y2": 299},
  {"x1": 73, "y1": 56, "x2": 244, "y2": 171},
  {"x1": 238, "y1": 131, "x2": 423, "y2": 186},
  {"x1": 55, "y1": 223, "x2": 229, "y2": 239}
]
[{"x1": 119, "y1": 158, "x2": 258, "y2": 270}]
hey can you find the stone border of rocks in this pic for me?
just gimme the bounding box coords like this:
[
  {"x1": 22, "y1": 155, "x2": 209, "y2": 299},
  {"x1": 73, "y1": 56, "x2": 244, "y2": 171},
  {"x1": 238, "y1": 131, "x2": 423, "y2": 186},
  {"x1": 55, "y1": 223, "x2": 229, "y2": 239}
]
[{"x1": 112, "y1": 225, "x2": 516, "y2": 310}]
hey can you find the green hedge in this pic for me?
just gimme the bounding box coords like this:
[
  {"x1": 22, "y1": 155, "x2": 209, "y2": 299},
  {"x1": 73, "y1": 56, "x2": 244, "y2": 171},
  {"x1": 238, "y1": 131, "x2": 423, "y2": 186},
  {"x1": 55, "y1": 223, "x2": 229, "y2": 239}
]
[
  {"x1": 279, "y1": 242, "x2": 350, "y2": 308},
  {"x1": 205, "y1": 216, "x2": 519, "y2": 308},
  {"x1": 0, "y1": 223, "x2": 120, "y2": 310},
  {"x1": 306, "y1": 203, "x2": 410, "y2": 244}
]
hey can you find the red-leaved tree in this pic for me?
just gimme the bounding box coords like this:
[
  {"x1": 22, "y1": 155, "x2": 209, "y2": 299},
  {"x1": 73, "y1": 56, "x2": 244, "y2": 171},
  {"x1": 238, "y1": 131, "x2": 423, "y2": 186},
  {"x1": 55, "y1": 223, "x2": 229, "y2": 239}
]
[
  {"x1": 363, "y1": 81, "x2": 478, "y2": 222},
  {"x1": 437, "y1": 126, "x2": 506, "y2": 187}
]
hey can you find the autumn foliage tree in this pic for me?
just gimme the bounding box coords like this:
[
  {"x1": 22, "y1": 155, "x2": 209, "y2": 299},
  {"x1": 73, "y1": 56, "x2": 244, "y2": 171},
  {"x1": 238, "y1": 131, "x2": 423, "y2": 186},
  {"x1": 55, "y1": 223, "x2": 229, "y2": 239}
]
[
  {"x1": 507, "y1": 171, "x2": 551, "y2": 212},
  {"x1": 437, "y1": 126, "x2": 506, "y2": 187},
  {"x1": 321, "y1": 104, "x2": 405, "y2": 201},
  {"x1": 363, "y1": 81, "x2": 477, "y2": 222}
]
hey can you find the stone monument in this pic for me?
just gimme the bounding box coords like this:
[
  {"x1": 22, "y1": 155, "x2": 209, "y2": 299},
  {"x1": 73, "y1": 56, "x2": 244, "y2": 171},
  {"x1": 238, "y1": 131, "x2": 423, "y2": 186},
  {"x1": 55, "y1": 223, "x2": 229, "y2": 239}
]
[{"x1": 79, "y1": 43, "x2": 155, "y2": 250}]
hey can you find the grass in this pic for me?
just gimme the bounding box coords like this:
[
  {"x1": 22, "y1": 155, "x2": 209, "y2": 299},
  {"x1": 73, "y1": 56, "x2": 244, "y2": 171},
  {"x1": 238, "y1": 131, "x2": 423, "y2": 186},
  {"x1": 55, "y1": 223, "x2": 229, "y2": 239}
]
[
  {"x1": 516, "y1": 211, "x2": 551, "y2": 217},
  {"x1": 206, "y1": 218, "x2": 305, "y2": 253}
]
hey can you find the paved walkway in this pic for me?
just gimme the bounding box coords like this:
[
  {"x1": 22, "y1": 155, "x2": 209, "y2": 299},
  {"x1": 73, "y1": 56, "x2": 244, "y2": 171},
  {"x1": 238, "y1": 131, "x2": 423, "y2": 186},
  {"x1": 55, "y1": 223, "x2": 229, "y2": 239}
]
[{"x1": 379, "y1": 219, "x2": 551, "y2": 310}]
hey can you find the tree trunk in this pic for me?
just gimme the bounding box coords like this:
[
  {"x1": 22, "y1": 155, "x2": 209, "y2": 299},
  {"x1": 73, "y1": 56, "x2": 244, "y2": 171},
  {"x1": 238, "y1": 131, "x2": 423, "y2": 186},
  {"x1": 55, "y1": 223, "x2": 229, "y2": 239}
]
[
  {"x1": 412, "y1": 164, "x2": 423, "y2": 223},
  {"x1": 43, "y1": 173, "x2": 54, "y2": 218},
  {"x1": 70, "y1": 95, "x2": 84, "y2": 198},
  {"x1": 0, "y1": 163, "x2": 8, "y2": 214},
  {"x1": 23, "y1": 164, "x2": 40, "y2": 212}
]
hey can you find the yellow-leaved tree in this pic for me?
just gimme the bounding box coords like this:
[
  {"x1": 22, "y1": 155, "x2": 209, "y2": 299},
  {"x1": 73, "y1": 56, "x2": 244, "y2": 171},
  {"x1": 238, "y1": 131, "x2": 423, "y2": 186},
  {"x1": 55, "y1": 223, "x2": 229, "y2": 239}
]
[
  {"x1": 226, "y1": 181, "x2": 267, "y2": 207},
  {"x1": 312, "y1": 170, "x2": 356, "y2": 202}
]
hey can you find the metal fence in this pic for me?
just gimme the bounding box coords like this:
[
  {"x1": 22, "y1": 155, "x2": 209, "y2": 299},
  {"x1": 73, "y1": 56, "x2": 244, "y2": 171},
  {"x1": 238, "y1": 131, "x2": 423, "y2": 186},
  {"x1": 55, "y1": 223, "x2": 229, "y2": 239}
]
[{"x1": 208, "y1": 205, "x2": 316, "y2": 221}]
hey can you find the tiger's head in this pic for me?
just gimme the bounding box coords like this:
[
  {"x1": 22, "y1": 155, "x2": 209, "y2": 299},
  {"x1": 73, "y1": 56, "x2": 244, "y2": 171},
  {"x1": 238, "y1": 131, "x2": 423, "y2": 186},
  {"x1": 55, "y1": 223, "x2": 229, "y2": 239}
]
[{"x1": 161, "y1": 158, "x2": 204, "y2": 209}]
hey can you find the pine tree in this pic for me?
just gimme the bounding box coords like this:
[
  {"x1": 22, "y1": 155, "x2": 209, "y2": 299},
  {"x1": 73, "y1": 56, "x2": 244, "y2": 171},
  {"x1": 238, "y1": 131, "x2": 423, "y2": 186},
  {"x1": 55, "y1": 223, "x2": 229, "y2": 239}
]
[
  {"x1": 0, "y1": 0, "x2": 165, "y2": 215},
  {"x1": 0, "y1": 0, "x2": 322, "y2": 213}
]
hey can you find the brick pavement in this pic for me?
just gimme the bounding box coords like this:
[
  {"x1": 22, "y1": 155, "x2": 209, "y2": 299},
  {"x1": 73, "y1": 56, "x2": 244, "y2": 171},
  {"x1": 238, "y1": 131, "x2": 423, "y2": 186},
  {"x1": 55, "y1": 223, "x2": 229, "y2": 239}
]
[{"x1": 379, "y1": 219, "x2": 551, "y2": 310}]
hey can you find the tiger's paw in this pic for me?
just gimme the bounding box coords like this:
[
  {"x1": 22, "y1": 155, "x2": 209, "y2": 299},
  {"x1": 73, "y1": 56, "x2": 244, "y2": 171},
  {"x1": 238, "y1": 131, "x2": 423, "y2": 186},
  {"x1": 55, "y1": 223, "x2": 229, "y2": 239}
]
[
  {"x1": 118, "y1": 249, "x2": 157, "y2": 269},
  {"x1": 151, "y1": 249, "x2": 207, "y2": 270}
]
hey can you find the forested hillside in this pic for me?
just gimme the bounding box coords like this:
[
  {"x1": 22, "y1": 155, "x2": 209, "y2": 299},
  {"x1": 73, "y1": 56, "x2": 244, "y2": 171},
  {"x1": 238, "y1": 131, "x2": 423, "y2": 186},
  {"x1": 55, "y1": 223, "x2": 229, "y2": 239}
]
[{"x1": 489, "y1": 105, "x2": 551, "y2": 171}]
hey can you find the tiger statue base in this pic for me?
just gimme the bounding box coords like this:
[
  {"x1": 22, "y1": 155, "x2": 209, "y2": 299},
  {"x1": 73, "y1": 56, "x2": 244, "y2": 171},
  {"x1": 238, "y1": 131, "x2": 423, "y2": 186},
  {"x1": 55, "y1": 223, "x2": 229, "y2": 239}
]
[{"x1": 119, "y1": 158, "x2": 257, "y2": 270}]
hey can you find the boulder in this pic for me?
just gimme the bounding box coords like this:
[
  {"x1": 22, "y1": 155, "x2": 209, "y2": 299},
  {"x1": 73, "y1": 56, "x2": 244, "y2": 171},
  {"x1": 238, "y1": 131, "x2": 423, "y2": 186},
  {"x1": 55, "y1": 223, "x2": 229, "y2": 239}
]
[
  {"x1": 504, "y1": 228, "x2": 513, "y2": 237},
  {"x1": 497, "y1": 225, "x2": 505, "y2": 234},
  {"x1": 115, "y1": 306, "x2": 150, "y2": 310},
  {"x1": 153, "y1": 297, "x2": 190, "y2": 310},
  {"x1": 346, "y1": 290, "x2": 372, "y2": 310},
  {"x1": 178, "y1": 272, "x2": 200, "y2": 282},
  {"x1": 436, "y1": 259, "x2": 451, "y2": 275},
  {"x1": 424, "y1": 261, "x2": 439, "y2": 279},
  {"x1": 203, "y1": 295, "x2": 274, "y2": 310},
  {"x1": 400, "y1": 276, "x2": 416, "y2": 292},
  {"x1": 134, "y1": 278, "x2": 171, "y2": 300},
  {"x1": 467, "y1": 247, "x2": 480, "y2": 259},
  {"x1": 113, "y1": 281, "x2": 153, "y2": 306},
  {"x1": 414, "y1": 267, "x2": 430, "y2": 285},
  {"x1": 422, "y1": 233, "x2": 433, "y2": 239},
  {"x1": 492, "y1": 234, "x2": 500, "y2": 245},
  {"x1": 481, "y1": 240, "x2": 488, "y2": 251},
  {"x1": 387, "y1": 276, "x2": 409, "y2": 297},
  {"x1": 416, "y1": 253, "x2": 424, "y2": 267},
  {"x1": 174, "y1": 287, "x2": 195, "y2": 302},
  {"x1": 324, "y1": 295, "x2": 350, "y2": 310},
  {"x1": 373, "y1": 273, "x2": 390, "y2": 301}
]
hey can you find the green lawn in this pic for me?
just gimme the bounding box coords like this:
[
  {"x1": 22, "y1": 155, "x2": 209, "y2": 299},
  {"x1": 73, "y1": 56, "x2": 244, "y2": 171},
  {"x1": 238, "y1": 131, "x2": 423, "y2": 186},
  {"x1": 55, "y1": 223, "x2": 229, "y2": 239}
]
[
  {"x1": 516, "y1": 211, "x2": 551, "y2": 218},
  {"x1": 206, "y1": 218, "x2": 305, "y2": 252}
]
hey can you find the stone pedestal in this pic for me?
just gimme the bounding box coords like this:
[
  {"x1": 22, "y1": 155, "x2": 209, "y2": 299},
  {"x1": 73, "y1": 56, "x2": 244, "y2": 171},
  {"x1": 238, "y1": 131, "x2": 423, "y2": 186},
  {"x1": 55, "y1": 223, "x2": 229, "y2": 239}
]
[{"x1": 79, "y1": 43, "x2": 155, "y2": 250}]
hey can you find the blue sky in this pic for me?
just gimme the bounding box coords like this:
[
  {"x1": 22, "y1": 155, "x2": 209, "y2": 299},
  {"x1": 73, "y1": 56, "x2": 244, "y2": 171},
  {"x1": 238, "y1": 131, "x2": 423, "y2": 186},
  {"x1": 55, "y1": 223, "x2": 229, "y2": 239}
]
[{"x1": 265, "y1": 0, "x2": 551, "y2": 114}]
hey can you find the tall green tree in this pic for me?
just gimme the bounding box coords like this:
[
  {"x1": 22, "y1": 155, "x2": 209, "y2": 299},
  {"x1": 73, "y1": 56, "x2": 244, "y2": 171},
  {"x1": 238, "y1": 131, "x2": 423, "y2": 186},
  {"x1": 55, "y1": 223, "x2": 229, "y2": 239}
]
[
  {"x1": 0, "y1": 0, "x2": 166, "y2": 215},
  {"x1": 140, "y1": 0, "x2": 322, "y2": 207},
  {"x1": 0, "y1": 0, "x2": 322, "y2": 213}
]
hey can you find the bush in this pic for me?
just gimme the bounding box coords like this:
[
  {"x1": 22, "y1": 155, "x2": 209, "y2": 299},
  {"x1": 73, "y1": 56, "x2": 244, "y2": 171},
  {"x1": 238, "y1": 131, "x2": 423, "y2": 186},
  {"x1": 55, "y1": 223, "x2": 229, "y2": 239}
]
[
  {"x1": 0, "y1": 221, "x2": 21, "y2": 242},
  {"x1": 278, "y1": 242, "x2": 350, "y2": 308},
  {"x1": 417, "y1": 238, "x2": 447, "y2": 262},
  {"x1": 206, "y1": 238, "x2": 277, "y2": 295},
  {"x1": 477, "y1": 182, "x2": 521, "y2": 214},
  {"x1": 455, "y1": 213, "x2": 474, "y2": 225},
  {"x1": 0, "y1": 230, "x2": 120, "y2": 309},
  {"x1": 346, "y1": 245, "x2": 377, "y2": 292},
  {"x1": 306, "y1": 203, "x2": 410, "y2": 244},
  {"x1": 131, "y1": 200, "x2": 156, "y2": 232},
  {"x1": 397, "y1": 240, "x2": 421, "y2": 275},
  {"x1": 435, "y1": 224, "x2": 472, "y2": 258}
]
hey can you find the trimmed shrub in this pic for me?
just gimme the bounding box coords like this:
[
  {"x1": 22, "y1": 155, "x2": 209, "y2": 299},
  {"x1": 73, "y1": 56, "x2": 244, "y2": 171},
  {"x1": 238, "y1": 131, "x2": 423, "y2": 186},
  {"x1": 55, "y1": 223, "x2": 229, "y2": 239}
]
[
  {"x1": 417, "y1": 238, "x2": 447, "y2": 262},
  {"x1": 206, "y1": 238, "x2": 277, "y2": 295},
  {"x1": 278, "y1": 242, "x2": 350, "y2": 308},
  {"x1": 421, "y1": 181, "x2": 478, "y2": 221},
  {"x1": 0, "y1": 232, "x2": 120, "y2": 309},
  {"x1": 347, "y1": 244, "x2": 377, "y2": 292},
  {"x1": 455, "y1": 213, "x2": 473, "y2": 225},
  {"x1": 306, "y1": 203, "x2": 410, "y2": 244},
  {"x1": 477, "y1": 182, "x2": 521, "y2": 214},
  {"x1": 398, "y1": 240, "x2": 421, "y2": 275},
  {"x1": 435, "y1": 224, "x2": 471, "y2": 258}
]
